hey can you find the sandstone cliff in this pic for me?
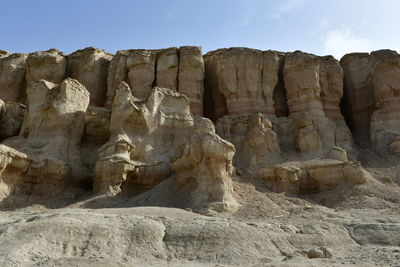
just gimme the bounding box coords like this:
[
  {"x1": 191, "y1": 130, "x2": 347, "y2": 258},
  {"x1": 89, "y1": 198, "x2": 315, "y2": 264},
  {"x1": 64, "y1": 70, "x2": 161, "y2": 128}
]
[{"x1": 0, "y1": 46, "x2": 399, "y2": 213}]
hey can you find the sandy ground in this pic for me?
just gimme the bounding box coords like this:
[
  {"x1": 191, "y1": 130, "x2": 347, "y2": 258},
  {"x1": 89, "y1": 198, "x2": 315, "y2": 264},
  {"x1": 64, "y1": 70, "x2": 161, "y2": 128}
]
[{"x1": 0, "y1": 150, "x2": 399, "y2": 266}]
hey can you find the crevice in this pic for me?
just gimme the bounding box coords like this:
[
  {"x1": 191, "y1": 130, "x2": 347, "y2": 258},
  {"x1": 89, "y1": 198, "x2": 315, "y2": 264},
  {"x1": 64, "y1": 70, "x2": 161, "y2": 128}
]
[{"x1": 273, "y1": 54, "x2": 289, "y2": 117}]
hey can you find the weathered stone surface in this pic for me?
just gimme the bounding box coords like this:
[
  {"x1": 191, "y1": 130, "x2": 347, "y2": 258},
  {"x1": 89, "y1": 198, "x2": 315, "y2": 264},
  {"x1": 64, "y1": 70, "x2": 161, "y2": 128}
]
[
  {"x1": 26, "y1": 49, "x2": 66, "y2": 85},
  {"x1": 204, "y1": 48, "x2": 280, "y2": 119},
  {"x1": 370, "y1": 50, "x2": 400, "y2": 154},
  {"x1": 0, "y1": 78, "x2": 90, "y2": 200},
  {"x1": 0, "y1": 53, "x2": 28, "y2": 102},
  {"x1": 178, "y1": 46, "x2": 205, "y2": 115},
  {"x1": 348, "y1": 223, "x2": 400, "y2": 246},
  {"x1": 284, "y1": 51, "x2": 353, "y2": 156},
  {"x1": 95, "y1": 82, "x2": 237, "y2": 212},
  {"x1": 258, "y1": 159, "x2": 370, "y2": 194},
  {"x1": 155, "y1": 47, "x2": 178, "y2": 90},
  {"x1": 106, "y1": 49, "x2": 157, "y2": 105},
  {"x1": 67, "y1": 47, "x2": 112, "y2": 106},
  {"x1": 216, "y1": 113, "x2": 280, "y2": 173},
  {"x1": 0, "y1": 100, "x2": 25, "y2": 140},
  {"x1": 107, "y1": 47, "x2": 204, "y2": 115}
]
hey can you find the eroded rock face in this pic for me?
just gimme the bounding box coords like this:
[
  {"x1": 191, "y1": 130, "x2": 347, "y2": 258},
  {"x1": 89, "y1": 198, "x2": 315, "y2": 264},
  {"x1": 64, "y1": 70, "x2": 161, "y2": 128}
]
[
  {"x1": 258, "y1": 159, "x2": 370, "y2": 194},
  {"x1": 204, "y1": 48, "x2": 280, "y2": 119},
  {"x1": 68, "y1": 47, "x2": 112, "y2": 106},
  {"x1": 340, "y1": 53, "x2": 375, "y2": 142},
  {"x1": 26, "y1": 49, "x2": 67, "y2": 85},
  {"x1": 0, "y1": 78, "x2": 90, "y2": 200},
  {"x1": 106, "y1": 47, "x2": 204, "y2": 115},
  {"x1": 370, "y1": 50, "x2": 400, "y2": 154},
  {"x1": 178, "y1": 46, "x2": 204, "y2": 115},
  {"x1": 284, "y1": 51, "x2": 353, "y2": 156},
  {"x1": 0, "y1": 53, "x2": 28, "y2": 102},
  {"x1": 0, "y1": 100, "x2": 25, "y2": 140},
  {"x1": 216, "y1": 113, "x2": 280, "y2": 173},
  {"x1": 94, "y1": 82, "x2": 237, "y2": 212}
]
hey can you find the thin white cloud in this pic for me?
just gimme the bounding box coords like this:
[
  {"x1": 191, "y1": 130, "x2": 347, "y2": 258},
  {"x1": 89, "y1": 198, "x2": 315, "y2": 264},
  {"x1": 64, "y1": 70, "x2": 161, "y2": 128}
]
[
  {"x1": 322, "y1": 27, "x2": 400, "y2": 59},
  {"x1": 268, "y1": 0, "x2": 311, "y2": 20},
  {"x1": 322, "y1": 28, "x2": 374, "y2": 59}
]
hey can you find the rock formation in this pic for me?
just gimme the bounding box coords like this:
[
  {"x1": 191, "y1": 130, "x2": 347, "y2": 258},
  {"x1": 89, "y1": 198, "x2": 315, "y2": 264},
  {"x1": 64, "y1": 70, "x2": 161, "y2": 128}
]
[
  {"x1": 67, "y1": 47, "x2": 112, "y2": 106},
  {"x1": 0, "y1": 100, "x2": 25, "y2": 141},
  {"x1": 26, "y1": 49, "x2": 67, "y2": 85},
  {"x1": 106, "y1": 47, "x2": 204, "y2": 115},
  {"x1": 0, "y1": 78, "x2": 89, "y2": 201},
  {"x1": 94, "y1": 82, "x2": 237, "y2": 212},
  {"x1": 204, "y1": 48, "x2": 280, "y2": 119},
  {"x1": 0, "y1": 53, "x2": 28, "y2": 102},
  {"x1": 0, "y1": 45, "x2": 393, "y2": 213}
]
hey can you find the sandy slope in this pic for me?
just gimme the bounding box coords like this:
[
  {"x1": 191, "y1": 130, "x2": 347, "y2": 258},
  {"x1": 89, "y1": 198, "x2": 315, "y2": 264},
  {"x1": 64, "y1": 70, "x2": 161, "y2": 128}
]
[{"x1": 0, "y1": 152, "x2": 399, "y2": 266}]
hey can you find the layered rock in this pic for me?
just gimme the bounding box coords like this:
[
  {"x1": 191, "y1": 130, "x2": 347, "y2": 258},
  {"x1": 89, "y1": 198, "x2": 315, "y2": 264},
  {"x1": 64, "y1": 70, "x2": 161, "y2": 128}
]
[
  {"x1": 370, "y1": 50, "x2": 400, "y2": 154},
  {"x1": 178, "y1": 46, "x2": 205, "y2": 115},
  {"x1": 204, "y1": 48, "x2": 280, "y2": 119},
  {"x1": 0, "y1": 53, "x2": 28, "y2": 102},
  {"x1": 340, "y1": 53, "x2": 376, "y2": 145},
  {"x1": 283, "y1": 51, "x2": 353, "y2": 156},
  {"x1": 94, "y1": 82, "x2": 237, "y2": 212},
  {"x1": 106, "y1": 47, "x2": 204, "y2": 115},
  {"x1": 258, "y1": 159, "x2": 370, "y2": 194},
  {"x1": 0, "y1": 100, "x2": 25, "y2": 140},
  {"x1": 216, "y1": 113, "x2": 280, "y2": 174},
  {"x1": 26, "y1": 49, "x2": 67, "y2": 85},
  {"x1": 68, "y1": 47, "x2": 112, "y2": 106},
  {"x1": 0, "y1": 78, "x2": 89, "y2": 200}
]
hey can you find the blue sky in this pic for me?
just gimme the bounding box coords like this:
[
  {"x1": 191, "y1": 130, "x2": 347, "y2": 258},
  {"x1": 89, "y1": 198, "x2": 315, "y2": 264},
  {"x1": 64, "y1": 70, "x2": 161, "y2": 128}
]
[{"x1": 1, "y1": 0, "x2": 399, "y2": 59}]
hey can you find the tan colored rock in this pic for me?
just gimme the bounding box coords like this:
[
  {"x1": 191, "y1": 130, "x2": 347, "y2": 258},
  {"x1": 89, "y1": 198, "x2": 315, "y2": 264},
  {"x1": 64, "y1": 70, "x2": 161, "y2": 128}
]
[
  {"x1": 216, "y1": 113, "x2": 280, "y2": 173},
  {"x1": 95, "y1": 82, "x2": 238, "y2": 212},
  {"x1": 0, "y1": 53, "x2": 28, "y2": 102},
  {"x1": 0, "y1": 100, "x2": 25, "y2": 140},
  {"x1": 0, "y1": 78, "x2": 90, "y2": 200},
  {"x1": 26, "y1": 49, "x2": 66, "y2": 85},
  {"x1": 178, "y1": 46, "x2": 205, "y2": 115},
  {"x1": 67, "y1": 47, "x2": 112, "y2": 106},
  {"x1": 204, "y1": 48, "x2": 280, "y2": 119},
  {"x1": 258, "y1": 159, "x2": 370, "y2": 194},
  {"x1": 370, "y1": 50, "x2": 400, "y2": 154},
  {"x1": 340, "y1": 53, "x2": 375, "y2": 142},
  {"x1": 172, "y1": 117, "x2": 239, "y2": 212},
  {"x1": 284, "y1": 51, "x2": 353, "y2": 156},
  {"x1": 155, "y1": 47, "x2": 178, "y2": 90},
  {"x1": 326, "y1": 146, "x2": 348, "y2": 162},
  {"x1": 107, "y1": 47, "x2": 204, "y2": 115}
]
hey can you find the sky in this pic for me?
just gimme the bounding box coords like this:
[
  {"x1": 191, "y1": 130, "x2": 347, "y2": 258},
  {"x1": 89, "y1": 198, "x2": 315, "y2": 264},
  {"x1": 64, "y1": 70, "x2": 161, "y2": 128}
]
[{"x1": 1, "y1": 0, "x2": 399, "y2": 59}]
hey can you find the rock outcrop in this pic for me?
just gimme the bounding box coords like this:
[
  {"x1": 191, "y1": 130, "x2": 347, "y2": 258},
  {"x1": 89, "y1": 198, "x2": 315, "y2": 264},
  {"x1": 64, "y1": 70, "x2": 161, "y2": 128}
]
[
  {"x1": 0, "y1": 45, "x2": 391, "y2": 212},
  {"x1": 0, "y1": 78, "x2": 89, "y2": 201},
  {"x1": 0, "y1": 100, "x2": 25, "y2": 141},
  {"x1": 0, "y1": 53, "x2": 28, "y2": 102},
  {"x1": 106, "y1": 47, "x2": 204, "y2": 115},
  {"x1": 204, "y1": 48, "x2": 280, "y2": 119},
  {"x1": 94, "y1": 82, "x2": 237, "y2": 212},
  {"x1": 68, "y1": 47, "x2": 112, "y2": 106},
  {"x1": 26, "y1": 49, "x2": 67, "y2": 85}
]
